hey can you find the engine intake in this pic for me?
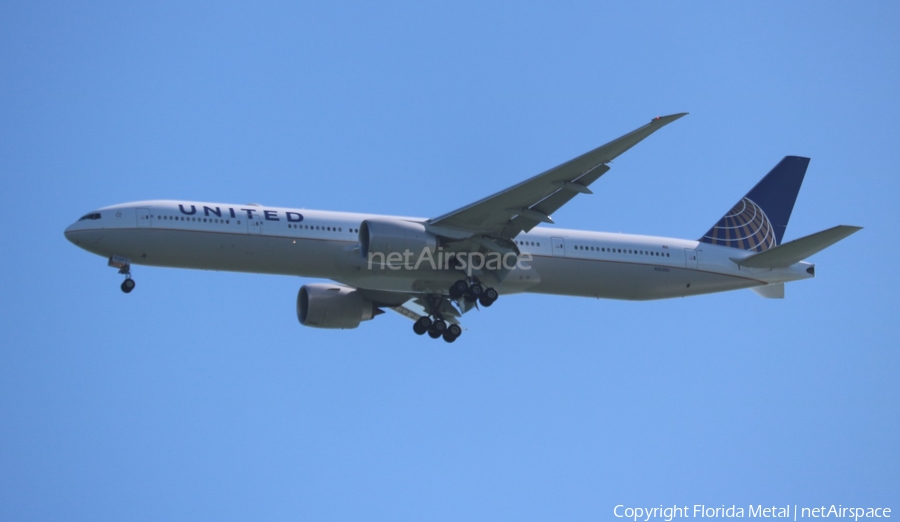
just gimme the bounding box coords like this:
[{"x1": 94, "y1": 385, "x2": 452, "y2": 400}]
[
  {"x1": 359, "y1": 218, "x2": 437, "y2": 260},
  {"x1": 297, "y1": 284, "x2": 380, "y2": 329}
]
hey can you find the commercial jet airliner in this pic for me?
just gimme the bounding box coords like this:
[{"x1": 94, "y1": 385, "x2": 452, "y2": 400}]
[{"x1": 65, "y1": 113, "x2": 861, "y2": 342}]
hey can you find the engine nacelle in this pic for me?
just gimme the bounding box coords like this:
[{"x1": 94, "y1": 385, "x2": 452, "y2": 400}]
[
  {"x1": 297, "y1": 284, "x2": 379, "y2": 329},
  {"x1": 359, "y1": 218, "x2": 437, "y2": 260}
]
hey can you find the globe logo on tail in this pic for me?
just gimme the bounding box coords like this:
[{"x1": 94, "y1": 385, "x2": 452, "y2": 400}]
[{"x1": 701, "y1": 197, "x2": 776, "y2": 252}]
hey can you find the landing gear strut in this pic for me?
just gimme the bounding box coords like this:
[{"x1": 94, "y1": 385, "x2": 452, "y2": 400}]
[{"x1": 109, "y1": 255, "x2": 135, "y2": 294}]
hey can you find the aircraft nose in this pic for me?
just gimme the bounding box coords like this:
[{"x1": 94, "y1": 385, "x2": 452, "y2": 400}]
[
  {"x1": 64, "y1": 222, "x2": 78, "y2": 244},
  {"x1": 64, "y1": 215, "x2": 96, "y2": 245},
  {"x1": 66, "y1": 210, "x2": 107, "y2": 247}
]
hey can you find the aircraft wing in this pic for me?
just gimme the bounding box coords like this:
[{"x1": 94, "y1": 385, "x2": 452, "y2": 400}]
[
  {"x1": 355, "y1": 288, "x2": 466, "y2": 324},
  {"x1": 427, "y1": 113, "x2": 687, "y2": 240},
  {"x1": 388, "y1": 298, "x2": 463, "y2": 325}
]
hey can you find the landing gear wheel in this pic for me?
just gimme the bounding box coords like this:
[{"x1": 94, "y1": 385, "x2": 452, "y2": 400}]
[
  {"x1": 442, "y1": 324, "x2": 462, "y2": 343},
  {"x1": 464, "y1": 282, "x2": 483, "y2": 302},
  {"x1": 427, "y1": 319, "x2": 446, "y2": 339},
  {"x1": 413, "y1": 317, "x2": 431, "y2": 335},
  {"x1": 121, "y1": 278, "x2": 136, "y2": 294},
  {"x1": 479, "y1": 287, "x2": 498, "y2": 307},
  {"x1": 449, "y1": 279, "x2": 469, "y2": 300}
]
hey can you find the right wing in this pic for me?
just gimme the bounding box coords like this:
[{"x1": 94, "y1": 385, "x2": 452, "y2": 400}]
[{"x1": 427, "y1": 113, "x2": 688, "y2": 240}]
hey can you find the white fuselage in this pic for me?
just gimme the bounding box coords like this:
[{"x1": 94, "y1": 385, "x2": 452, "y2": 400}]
[{"x1": 64, "y1": 200, "x2": 814, "y2": 300}]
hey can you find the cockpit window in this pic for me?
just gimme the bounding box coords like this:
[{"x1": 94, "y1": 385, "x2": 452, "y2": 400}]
[{"x1": 78, "y1": 213, "x2": 101, "y2": 221}]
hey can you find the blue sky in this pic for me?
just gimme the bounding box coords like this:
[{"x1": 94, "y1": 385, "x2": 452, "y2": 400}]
[{"x1": 1, "y1": 2, "x2": 898, "y2": 520}]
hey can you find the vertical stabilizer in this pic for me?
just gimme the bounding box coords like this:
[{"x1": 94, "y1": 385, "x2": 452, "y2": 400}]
[{"x1": 700, "y1": 156, "x2": 809, "y2": 252}]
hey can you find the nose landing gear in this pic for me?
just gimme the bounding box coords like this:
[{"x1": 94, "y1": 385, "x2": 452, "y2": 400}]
[{"x1": 108, "y1": 255, "x2": 136, "y2": 294}]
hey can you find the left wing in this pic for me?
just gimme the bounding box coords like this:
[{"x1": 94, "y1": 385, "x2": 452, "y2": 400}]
[
  {"x1": 427, "y1": 113, "x2": 687, "y2": 240},
  {"x1": 355, "y1": 288, "x2": 467, "y2": 323},
  {"x1": 388, "y1": 297, "x2": 463, "y2": 325}
]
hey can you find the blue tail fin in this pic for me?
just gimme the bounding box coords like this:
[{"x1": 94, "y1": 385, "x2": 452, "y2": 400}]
[{"x1": 700, "y1": 156, "x2": 809, "y2": 252}]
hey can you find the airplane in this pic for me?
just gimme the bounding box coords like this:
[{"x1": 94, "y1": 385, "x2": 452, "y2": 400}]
[{"x1": 64, "y1": 113, "x2": 861, "y2": 342}]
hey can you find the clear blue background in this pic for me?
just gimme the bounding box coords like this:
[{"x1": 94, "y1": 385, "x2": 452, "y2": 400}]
[{"x1": 1, "y1": 2, "x2": 897, "y2": 520}]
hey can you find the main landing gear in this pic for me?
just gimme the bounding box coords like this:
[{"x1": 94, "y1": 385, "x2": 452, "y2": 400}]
[
  {"x1": 449, "y1": 279, "x2": 498, "y2": 308},
  {"x1": 411, "y1": 279, "x2": 499, "y2": 342},
  {"x1": 413, "y1": 316, "x2": 462, "y2": 343}
]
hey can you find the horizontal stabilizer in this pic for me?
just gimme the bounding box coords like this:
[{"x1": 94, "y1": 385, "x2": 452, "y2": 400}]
[
  {"x1": 752, "y1": 283, "x2": 784, "y2": 299},
  {"x1": 734, "y1": 225, "x2": 862, "y2": 268}
]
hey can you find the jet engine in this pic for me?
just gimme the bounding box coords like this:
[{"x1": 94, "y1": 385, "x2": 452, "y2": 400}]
[
  {"x1": 359, "y1": 218, "x2": 437, "y2": 260},
  {"x1": 297, "y1": 284, "x2": 381, "y2": 329}
]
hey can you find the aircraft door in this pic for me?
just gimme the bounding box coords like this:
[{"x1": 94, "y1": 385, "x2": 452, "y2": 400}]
[
  {"x1": 136, "y1": 207, "x2": 152, "y2": 228},
  {"x1": 552, "y1": 237, "x2": 566, "y2": 257},
  {"x1": 685, "y1": 248, "x2": 698, "y2": 269},
  {"x1": 248, "y1": 217, "x2": 264, "y2": 235}
]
